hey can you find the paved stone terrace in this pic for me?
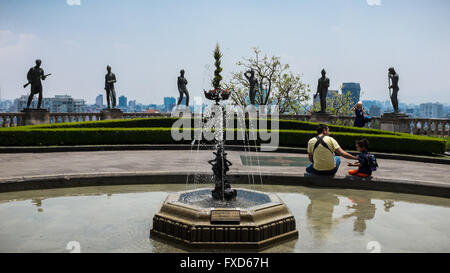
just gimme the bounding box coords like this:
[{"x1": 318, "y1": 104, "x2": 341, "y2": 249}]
[{"x1": 0, "y1": 150, "x2": 448, "y2": 187}]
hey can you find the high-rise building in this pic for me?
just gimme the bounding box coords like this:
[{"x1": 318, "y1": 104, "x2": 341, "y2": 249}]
[
  {"x1": 118, "y1": 95, "x2": 127, "y2": 110},
  {"x1": 0, "y1": 100, "x2": 13, "y2": 112},
  {"x1": 13, "y1": 95, "x2": 30, "y2": 111},
  {"x1": 369, "y1": 104, "x2": 381, "y2": 117},
  {"x1": 14, "y1": 95, "x2": 86, "y2": 112},
  {"x1": 50, "y1": 95, "x2": 86, "y2": 113},
  {"x1": 432, "y1": 103, "x2": 444, "y2": 118},
  {"x1": 420, "y1": 103, "x2": 432, "y2": 118},
  {"x1": 95, "y1": 94, "x2": 103, "y2": 107},
  {"x1": 164, "y1": 97, "x2": 176, "y2": 112},
  {"x1": 362, "y1": 100, "x2": 378, "y2": 110},
  {"x1": 341, "y1": 83, "x2": 361, "y2": 107},
  {"x1": 128, "y1": 100, "x2": 137, "y2": 112}
]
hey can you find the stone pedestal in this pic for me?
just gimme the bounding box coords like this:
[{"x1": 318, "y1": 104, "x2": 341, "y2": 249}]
[
  {"x1": 310, "y1": 112, "x2": 335, "y2": 124},
  {"x1": 150, "y1": 188, "x2": 298, "y2": 250},
  {"x1": 380, "y1": 113, "x2": 410, "y2": 133},
  {"x1": 100, "y1": 108, "x2": 123, "y2": 120},
  {"x1": 20, "y1": 108, "x2": 50, "y2": 126}
]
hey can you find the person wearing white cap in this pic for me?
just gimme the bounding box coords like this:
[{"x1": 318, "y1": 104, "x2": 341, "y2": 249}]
[{"x1": 351, "y1": 101, "x2": 366, "y2": 127}]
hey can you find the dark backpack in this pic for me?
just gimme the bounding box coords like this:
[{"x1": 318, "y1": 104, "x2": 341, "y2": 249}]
[{"x1": 365, "y1": 153, "x2": 378, "y2": 171}]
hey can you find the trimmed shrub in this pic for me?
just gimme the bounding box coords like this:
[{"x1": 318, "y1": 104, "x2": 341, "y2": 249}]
[
  {"x1": 10, "y1": 117, "x2": 401, "y2": 136},
  {"x1": 0, "y1": 128, "x2": 446, "y2": 155}
]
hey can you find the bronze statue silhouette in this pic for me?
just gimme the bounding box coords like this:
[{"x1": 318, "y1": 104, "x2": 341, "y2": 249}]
[
  {"x1": 104, "y1": 65, "x2": 117, "y2": 109},
  {"x1": 314, "y1": 69, "x2": 330, "y2": 113},
  {"x1": 388, "y1": 67, "x2": 400, "y2": 113},
  {"x1": 25, "y1": 59, "x2": 50, "y2": 109},
  {"x1": 177, "y1": 69, "x2": 189, "y2": 107},
  {"x1": 244, "y1": 69, "x2": 258, "y2": 105}
]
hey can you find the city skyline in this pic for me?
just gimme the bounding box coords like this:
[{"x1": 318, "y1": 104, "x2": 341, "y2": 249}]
[
  {"x1": 1, "y1": 92, "x2": 448, "y2": 119},
  {"x1": 1, "y1": 0, "x2": 450, "y2": 105}
]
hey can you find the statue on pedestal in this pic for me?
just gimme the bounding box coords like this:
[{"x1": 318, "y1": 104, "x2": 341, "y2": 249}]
[
  {"x1": 177, "y1": 69, "x2": 189, "y2": 107},
  {"x1": 388, "y1": 67, "x2": 400, "y2": 113},
  {"x1": 244, "y1": 69, "x2": 258, "y2": 105},
  {"x1": 104, "y1": 65, "x2": 117, "y2": 109},
  {"x1": 24, "y1": 59, "x2": 51, "y2": 109},
  {"x1": 314, "y1": 69, "x2": 330, "y2": 113}
]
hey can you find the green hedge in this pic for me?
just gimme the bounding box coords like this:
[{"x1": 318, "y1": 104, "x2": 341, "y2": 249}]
[
  {"x1": 8, "y1": 117, "x2": 401, "y2": 136},
  {"x1": 0, "y1": 128, "x2": 445, "y2": 155}
]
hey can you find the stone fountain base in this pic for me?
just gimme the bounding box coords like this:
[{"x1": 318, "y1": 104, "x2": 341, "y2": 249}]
[{"x1": 150, "y1": 188, "x2": 298, "y2": 250}]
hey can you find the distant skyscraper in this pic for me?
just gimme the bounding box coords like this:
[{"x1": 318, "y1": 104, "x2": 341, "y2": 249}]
[
  {"x1": 362, "y1": 100, "x2": 378, "y2": 110},
  {"x1": 50, "y1": 95, "x2": 86, "y2": 113},
  {"x1": 341, "y1": 83, "x2": 361, "y2": 107},
  {"x1": 118, "y1": 95, "x2": 127, "y2": 110},
  {"x1": 369, "y1": 104, "x2": 381, "y2": 117},
  {"x1": 96, "y1": 94, "x2": 103, "y2": 107},
  {"x1": 128, "y1": 100, "x2": 137, "y2": 112},
  {"x1": 432, "y1": 103, "x2": 444, "y2": 118},
  {"x1": 164, "y1": 97, "x2": 176, "y2": 112},
  {"x1": 14, "y1": 95, "x2": 86, "y2": 112},
  {"x1": 420, "y1": 103, "x2": 433, "y2": 118}
]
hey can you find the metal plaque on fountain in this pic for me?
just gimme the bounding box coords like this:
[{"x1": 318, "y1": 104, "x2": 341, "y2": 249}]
[{"x1": 210, "y1": 209, "x2": 240, "y2": 224}]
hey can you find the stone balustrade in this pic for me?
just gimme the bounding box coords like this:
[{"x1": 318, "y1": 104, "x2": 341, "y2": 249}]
[
  {"x1": 50, "y1": 113, "x2": 102, "y2": 124},
  {"x1": 409, "y1": 118, "x2": 450, "y2": 136},
  {"x1": 0, "y1": 113, "x2": 24, "y2": 128},
  {"x1": 123, "y1": 113, "x2": 171, "y2": 119},
  {"x1": 1, "y1": 111, "x2": 449, "y2": 136}
]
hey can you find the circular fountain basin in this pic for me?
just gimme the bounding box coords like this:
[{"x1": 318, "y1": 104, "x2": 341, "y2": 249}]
[
  {"x1": 1, "y1": 184, "x2": 450, "y2": 253},
  {"x1": 151, "y1": 188, "x2": 298, "y2": 250}
]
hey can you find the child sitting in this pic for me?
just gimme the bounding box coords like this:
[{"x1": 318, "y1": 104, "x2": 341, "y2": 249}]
[{"x1": 348, "y1": 139, "x2": 377, "y2": 178}]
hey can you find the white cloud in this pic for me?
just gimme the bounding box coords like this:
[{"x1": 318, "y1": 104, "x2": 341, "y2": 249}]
[
  {"x1": 366, "y1": 0, "x2": 381, "y2": 6},
  {"x1": 0, "y1": 30, "x2": 39, "y2": 49}
]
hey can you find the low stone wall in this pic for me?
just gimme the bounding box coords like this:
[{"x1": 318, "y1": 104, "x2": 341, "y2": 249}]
[{"x1": 0, "y1": 172, "x2": 448, "y2": 198}]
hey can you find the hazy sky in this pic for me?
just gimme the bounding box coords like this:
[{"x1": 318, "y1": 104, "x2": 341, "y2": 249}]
[{"x1": 0, "y1": 0, "x2": 449, "y2": 105}]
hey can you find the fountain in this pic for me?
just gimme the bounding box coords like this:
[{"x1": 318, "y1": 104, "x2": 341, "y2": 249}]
[{"x1": 150, "y1": 44, "x2": 298, "y2": 250}]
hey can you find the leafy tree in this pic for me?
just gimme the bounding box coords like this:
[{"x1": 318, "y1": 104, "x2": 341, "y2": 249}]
[
  {"x1": 224, "y1": 47, "x2": 310, "y2": 113},
  {"x1": 311, "y1": 90, "x2": 354, "y2": 116}
]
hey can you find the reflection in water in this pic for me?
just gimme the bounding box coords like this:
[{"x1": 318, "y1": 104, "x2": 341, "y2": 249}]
[
  {"x1": 384, "y1": 200, "x2": 395, "y2": 212},
  {"x1": 305, "y1": 192, "x2": 340, "y2": 242},
  {"x1": 31, "y1": 198, "x2": 44, "y2": 213},
  {"x1": 304, "y1": 192, "x2": 395, "y2": 237},
  {"x1": 341, "y1": 196, "x2": 376, "y2": 234}
]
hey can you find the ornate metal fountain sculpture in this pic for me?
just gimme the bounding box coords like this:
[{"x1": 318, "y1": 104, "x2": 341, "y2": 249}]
[
  {"x1": 204, "y1": 90, "x2": 236, "y2": 201},
  {"x1": 204, "y1": 44, "x2": 236, "y2": 201}
]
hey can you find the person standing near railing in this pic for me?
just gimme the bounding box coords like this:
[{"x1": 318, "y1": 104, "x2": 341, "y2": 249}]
[{"x1": 351, "y1": 101, "x2": 370, "y2": 128}]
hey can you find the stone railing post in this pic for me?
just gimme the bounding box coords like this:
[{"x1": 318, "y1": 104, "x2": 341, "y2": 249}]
[
  {"x1": 20, "y1": 109, "x2": 51, "y2": 126},
  {"x1": 380, "y1": 113, "x2": 410, "y2": 133},
  {"x1": 100, "y1": 108, "x2": 124, "y2": 120}
]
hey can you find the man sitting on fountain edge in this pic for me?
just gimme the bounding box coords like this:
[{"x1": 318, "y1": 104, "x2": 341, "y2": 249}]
[{"x1": 306, "y1": 124, "x2": 357, "y2": 175}]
